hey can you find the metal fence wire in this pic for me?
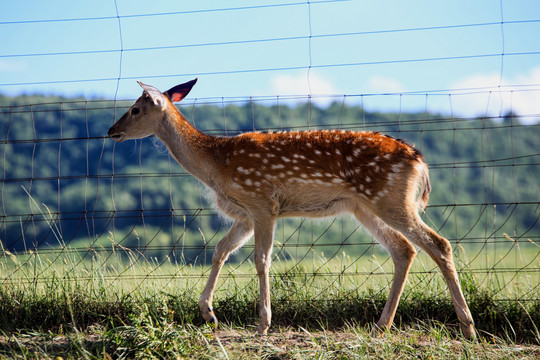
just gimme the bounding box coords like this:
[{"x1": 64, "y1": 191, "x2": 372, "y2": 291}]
[
  {"x1": 0, "y1": 96, "x2": 539, "y2": 303},
  {"x1": 1, "y1": 1, "x2": 539, "y2": 307}
]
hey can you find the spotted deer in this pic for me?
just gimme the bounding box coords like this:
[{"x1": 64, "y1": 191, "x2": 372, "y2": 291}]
[{"x1": 108, "y1": 79, "x2": 475, "y2": 338}]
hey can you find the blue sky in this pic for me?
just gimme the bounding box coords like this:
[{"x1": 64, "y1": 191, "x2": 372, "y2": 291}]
[{"x1": 1, "y1": 0, "x2": 540, "y2": 121}]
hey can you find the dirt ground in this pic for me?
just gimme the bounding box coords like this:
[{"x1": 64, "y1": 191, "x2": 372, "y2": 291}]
[{"x1": 1, "y1": 328, "x2": 539, "y2": 359}]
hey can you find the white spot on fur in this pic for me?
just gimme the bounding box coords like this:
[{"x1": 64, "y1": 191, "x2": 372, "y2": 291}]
[{"x1": 387, "y1": 173, "x2": 396, "y2": 185}]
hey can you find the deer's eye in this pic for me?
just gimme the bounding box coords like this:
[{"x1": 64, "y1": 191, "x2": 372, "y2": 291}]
[{"x1": 131, "y1": 107, "x2": 140, "y2": 116}]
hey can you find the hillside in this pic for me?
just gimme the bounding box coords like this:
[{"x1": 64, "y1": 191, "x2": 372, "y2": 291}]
[{"x1": 0, "y1": 94, "x2": 538, "y2": 263}]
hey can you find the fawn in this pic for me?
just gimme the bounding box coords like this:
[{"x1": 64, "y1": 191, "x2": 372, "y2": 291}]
[{"x1": 108, "y1": 79, "x2": 475, "y2": 338}]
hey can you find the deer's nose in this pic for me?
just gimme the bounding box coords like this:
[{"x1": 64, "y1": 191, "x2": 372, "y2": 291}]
[{"x1": 108, "y1": 126, "x2": 125, "y2": 142}]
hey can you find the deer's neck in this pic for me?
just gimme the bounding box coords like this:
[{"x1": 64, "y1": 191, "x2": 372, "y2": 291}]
[{"x1": 155, "y1": 106, "x2": 219, "y2": 188}]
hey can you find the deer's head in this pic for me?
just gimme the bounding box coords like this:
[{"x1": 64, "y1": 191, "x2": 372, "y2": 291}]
[{"x1": 108, "y1": 79, "x2": 197, "y2": 142}]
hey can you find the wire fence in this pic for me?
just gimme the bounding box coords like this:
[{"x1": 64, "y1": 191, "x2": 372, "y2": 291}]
[
  {"x1": 0, "y1": 1, "x2": 539, "y2": 305},
  {"x1": 1, "y1": 94, "x2": 539, "y2": 304}
]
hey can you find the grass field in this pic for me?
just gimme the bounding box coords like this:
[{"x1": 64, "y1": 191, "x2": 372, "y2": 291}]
[
  {"x1": 0, "y1": 239, "x2": 539, "y2": 359},
  {"x1": 1, "y1": 322, "x2": 539, "y2": 359}
]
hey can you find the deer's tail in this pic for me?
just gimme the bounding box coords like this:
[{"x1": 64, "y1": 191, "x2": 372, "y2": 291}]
[{"x1": 416, "y1": 160, "x2": 431, "y2": 211}]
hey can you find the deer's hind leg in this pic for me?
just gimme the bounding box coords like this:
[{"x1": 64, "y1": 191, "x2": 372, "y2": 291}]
[
  {"x1": 353, "y1": 207, "x2": 417, "y2": 332},
  {"x1": 378, "y1": 209, "x2": 475, "y2": 338}
]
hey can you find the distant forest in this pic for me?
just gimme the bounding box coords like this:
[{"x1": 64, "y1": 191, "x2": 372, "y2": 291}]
[{"x1": 1, "y1": 93, "x2": 538, "y2": 263}]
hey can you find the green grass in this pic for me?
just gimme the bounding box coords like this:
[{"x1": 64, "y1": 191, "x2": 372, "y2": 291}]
[
  {"x1": 0, "y1": 238, "x2": 539, "y2": 358},
  {"x1": 1, "y1": 311, "x2": 539, "y2": 359}
]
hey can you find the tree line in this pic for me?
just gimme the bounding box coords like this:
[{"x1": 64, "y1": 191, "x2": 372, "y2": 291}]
[{"x1": 1, "y1": 93, "x2": 538, "y2": 263}]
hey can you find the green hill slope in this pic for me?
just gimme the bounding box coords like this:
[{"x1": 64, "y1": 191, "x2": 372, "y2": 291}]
[{"x1": 1, "y1": 94, "x2": 538, "y2": 263}]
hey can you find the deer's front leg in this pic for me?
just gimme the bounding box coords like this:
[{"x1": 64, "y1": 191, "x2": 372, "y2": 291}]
[
  {"x1": 199, "y1": 220, "x2": 253, "y2": 327},
  {"x1": 253, "y1": 217, "x2": 276, "y2": 335}
]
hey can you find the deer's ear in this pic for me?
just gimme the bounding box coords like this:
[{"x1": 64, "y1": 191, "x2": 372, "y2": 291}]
[
  {"x1": 165, "y1": 78, "x2": 198, "y2": 103},
  {"x1": 138, "y1": 81, "x2": 167, "y2": 107}
]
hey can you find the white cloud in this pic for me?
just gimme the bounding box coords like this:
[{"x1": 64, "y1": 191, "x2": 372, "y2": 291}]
[
  {"x1": 449, "y1": 67, "x2": 540, "y2": 123},
  {"x1": 265, "y1": 69, "x2": 540, "y2": 124},
  {"x1": 366, "y1": 76, "x2": 405, "y2": 94},
  {"x1": 270, "y1": 72, "x2": 340, "y2": 107}
]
